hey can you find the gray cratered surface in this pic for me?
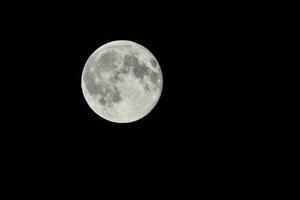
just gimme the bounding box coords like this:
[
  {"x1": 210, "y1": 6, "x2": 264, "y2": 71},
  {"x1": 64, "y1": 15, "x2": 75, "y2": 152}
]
[{"x1": 81, "y1": 40, "x2": 163, "y2": 123}]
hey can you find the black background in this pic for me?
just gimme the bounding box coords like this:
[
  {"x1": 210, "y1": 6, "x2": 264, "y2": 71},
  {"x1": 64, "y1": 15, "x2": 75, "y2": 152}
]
[
  {"x1": 2, "y1": 2, "x2": 265, "y2": 142},
  {"x1": 1, "y1": 1, "x2": 288, "y2": 195}
]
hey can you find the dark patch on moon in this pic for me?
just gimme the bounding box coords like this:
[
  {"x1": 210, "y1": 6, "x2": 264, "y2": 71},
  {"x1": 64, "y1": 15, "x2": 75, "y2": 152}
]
[
  {"x1": 150, "y1": 58, "x2": 157, "y2": 68},
  {"x1": 110, "y1": 86, "x2": 122, "y2": 103},
  {"x1": 123, "y1": 54, "x2": 139, "y2": 67},
  {"x1": 96, "y1": 50, "x2": 118, "y2": 71},
  {"x1": 123, "y1": 53, "x2": 149, "y2": 80},
  {"x1": 132, "y1": 62, "x2": 149, "y2": 80},
  {"x1": 98, "y1": 85, "x2": 111, "y2": 99},
  {"x1": 144, "y1": 83, "x2": 150, "y2": 91},
  {"x1": 110, "y1": 71, "x2": 123, "y2": 83},
  {"x1": 149, "y1": 71, "x2": 159, "y2": 85},
  {"x1": 90, "y1": 83, "x2": 122, "y2": 107},
  {"x1": 98, "y1": 97, "x2": 107, "y2": 106},
  {"x1": 111, "y1": 61, "x2": 130, "y2": 83}
]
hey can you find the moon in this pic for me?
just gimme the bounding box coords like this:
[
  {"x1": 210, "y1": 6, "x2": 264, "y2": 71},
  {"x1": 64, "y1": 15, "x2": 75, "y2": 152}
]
[{"x1": 81, "y1": 40, "x2": 163, "y2": 123}]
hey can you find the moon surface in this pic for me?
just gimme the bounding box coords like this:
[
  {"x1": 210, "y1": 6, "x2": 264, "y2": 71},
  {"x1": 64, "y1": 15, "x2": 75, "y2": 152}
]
[{"x1": 81, "y1": 40, "x2": 163, "y2": 123}]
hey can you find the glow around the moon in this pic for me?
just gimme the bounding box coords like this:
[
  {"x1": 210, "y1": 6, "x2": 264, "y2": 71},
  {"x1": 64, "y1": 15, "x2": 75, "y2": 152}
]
[{"x1": 81, "y1": 40, "x2": 163, "y2": 123}]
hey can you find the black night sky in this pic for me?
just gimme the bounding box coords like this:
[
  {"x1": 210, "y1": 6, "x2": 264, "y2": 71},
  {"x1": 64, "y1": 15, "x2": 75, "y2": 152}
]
[
  {"x1": 2, "y1": 2, "x2": 260, "y2": 141},
  {"x1": 0, "y1": 3, "x2": 281, "y2": 194}
]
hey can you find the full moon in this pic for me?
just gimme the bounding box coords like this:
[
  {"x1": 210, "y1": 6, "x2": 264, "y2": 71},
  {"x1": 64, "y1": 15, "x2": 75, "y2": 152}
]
[{"x1": 81, "y1": 40, "x2": 163, "y2": 123}]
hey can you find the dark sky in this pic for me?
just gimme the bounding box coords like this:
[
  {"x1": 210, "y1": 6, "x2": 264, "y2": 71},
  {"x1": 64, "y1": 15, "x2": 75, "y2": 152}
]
[
  {"x1": 2, "y1": 2, "x2": 261, "y2": 141},
  {"x1": 0, "y1": 3, "x2": 282, "y2": 192}
]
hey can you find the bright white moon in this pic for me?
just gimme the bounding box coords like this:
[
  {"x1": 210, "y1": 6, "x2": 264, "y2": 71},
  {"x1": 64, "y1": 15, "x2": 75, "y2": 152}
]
[{"x1": 81, "y1": 40, "x2": 163, "y2": 123}]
